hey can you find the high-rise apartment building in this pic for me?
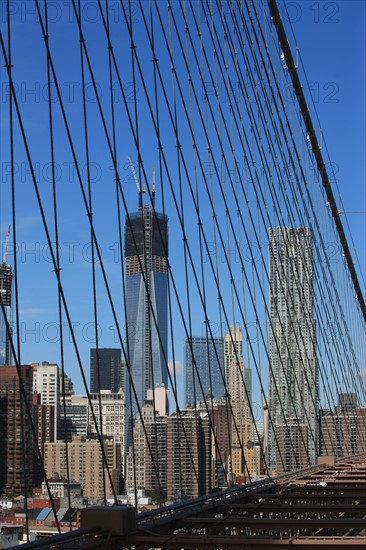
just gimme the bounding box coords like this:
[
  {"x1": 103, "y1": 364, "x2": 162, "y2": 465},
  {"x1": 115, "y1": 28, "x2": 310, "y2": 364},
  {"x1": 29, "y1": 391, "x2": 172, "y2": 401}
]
[
  {"x1": 267, "y1": 227, "x2": 318, "y2": 474},
  {"x1": 184, "y1": 336, "x2": 224, "y2": 406},
  {"x1": 0, "y1": 262, "x2": 12, "y2": 366},
  {"x1": 32, "y1": 361, "x2": 59, "y2": 440},
  {"x1": 125, "y1": 401, "x2": 159, "y2": 493},
  {"x1": 44, "y1": 435, "x2": 121, "y2": 499},
  {"x1": 320, "y1": 393, "x2": 366, "y2": 459},
  {"x1": 32, "y1": 392, "x2": 55, "y2": 485},
  {"x1": 197, "y1": 397, "x2": 232, "y2": 488},
  {"x1": 90, "y1": 348, "x2": 123, "y2": 394},
  {"x1": 166, "y1": 408, "x2": 211, "y2": 500},
  {"x1": 337, "y1": 392, "x2": 357, "y2": 414},
  {"x1": 89, "y1": 389, "x2": 125, "y2": 473},
  {"x1": 124, "y1": 205, "x2": 168, "y2": 423},
  {"x1": 0, "y1": 365, "x2": 34, "y2": 496},
  {"x1": 126, "y1": 402, "x2": 211, "y2": 501},
  {"x1": 224, "y1": 325, "x2": 253, "y2": 482},
  {"x1": 125, "y1": 390, "x2": 168, "y2": 496}
]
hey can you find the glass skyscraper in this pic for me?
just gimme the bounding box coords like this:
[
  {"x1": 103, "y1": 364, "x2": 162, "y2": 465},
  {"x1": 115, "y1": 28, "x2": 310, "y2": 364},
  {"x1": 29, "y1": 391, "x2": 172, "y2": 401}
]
[
  {"x1": 90, "y1": 348, "x2": 123, "y2": 394},
  {"x1": 124, "y1": 204, "x2": 168, "y2": 423},
  {"x1": 184, "y1": 336, "x2": 225, "y2": 406}
]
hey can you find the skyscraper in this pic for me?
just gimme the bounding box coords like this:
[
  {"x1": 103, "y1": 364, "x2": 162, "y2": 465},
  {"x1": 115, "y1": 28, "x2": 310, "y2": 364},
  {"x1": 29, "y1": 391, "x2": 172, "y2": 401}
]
[
  {"x1": 0, "y1": 261, "x2": 12, "y2": 365},
  {"x1": 32, "y1": 361, "x2": 59, "y2": 440},
  {"x1": 166, "y1": 408, "x2": 211, "y2": 500},
  {"x1": 125, "y1": 400, "x2": 161, "y2": 493},
  {"x1": 89, "y1": 389, "x2": 125, "y2": 473},
  {"x1": 124, "y1": 204, "x2": 168, "y2": 421},
  {"x1": 224, "y1": 325, "x2": 253, "y2": 482},
  {"x1": 125, "y1": 403, "x2": 211, "y2": 500},
  {"x1": 90, "y1": 348, "x2": 123, "y2": 394},
  {"x1": 267, "y1": 227, "x2": 318, "y2": 474},
  {"x1": 0, "y1": 365, "x2": 34, "y2": 496},
  {"x1": 57, "y1": 396, "x2": 88, "y2": 442},
  {"x1": 184, "y1": 336, "x2": 225, "y2": 406},
  {"x1": 32, "y1": 392, "x2": 55, "y2": 485}
]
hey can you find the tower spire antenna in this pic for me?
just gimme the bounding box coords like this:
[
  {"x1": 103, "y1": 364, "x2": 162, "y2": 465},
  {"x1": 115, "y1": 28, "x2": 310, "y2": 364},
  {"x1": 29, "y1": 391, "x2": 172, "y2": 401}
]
[
  {"x1": 128, "y1": 156, "x2": 146, "y2": 211},
  {"x1": 2, "y1": 225, "x2": 11, "y2": 264}
]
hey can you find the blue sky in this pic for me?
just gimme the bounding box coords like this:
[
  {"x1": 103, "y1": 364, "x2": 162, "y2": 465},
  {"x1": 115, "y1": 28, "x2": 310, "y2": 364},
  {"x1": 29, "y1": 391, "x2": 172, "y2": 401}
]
[
  {"x1": 0, "y1": 0, "x2": 365, "y2": 408},
  {"x1": 280, "y1": 0, "x2": 365, "y2": 279}
]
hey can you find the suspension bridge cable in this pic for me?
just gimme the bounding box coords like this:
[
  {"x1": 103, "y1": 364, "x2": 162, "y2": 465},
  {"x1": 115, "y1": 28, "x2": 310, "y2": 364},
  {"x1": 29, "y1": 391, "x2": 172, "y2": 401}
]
[
  {"x1": 0, "y1": 265, "x2": 61, "y2": 534},
  {"x1": 77, "y1": 0, "x2": 107, "y2": 506},
  {"x1": 249, "y1": 0, "x2": 366, "y2": 448},
  {"x1": 267, "y1": 0, "x2": 366, "y2": 324},
  {"x1": 207, "y1": 0, "x2": 362, "y2": 462},
  {"x1": 4, "y1": 0, "x2": 30, "y2": 538},
  {"x1": 181, "y1": 0, "x2": 312, "y2": 469},
  {"x1": 282, "y1": 0, "x2": 366, "y2": 295},
  {"x1": 251, "y1": 0, "x2": 366, "y2": 406},
  {"x1": 2, "y1": 6, "x2": 120, "y2": 503},
  {"x1": 70, "y1": 0, "x2": 206, "y2": 494},
  {"x1": 43, "y1": 0, "x2": 73, "y2": 525},
  {"x1": 236, "y1": 0, "x2": 364, "y2": 458},
  {"x1": 2, "y1": 1, "x2": 365, "y2": 510}
]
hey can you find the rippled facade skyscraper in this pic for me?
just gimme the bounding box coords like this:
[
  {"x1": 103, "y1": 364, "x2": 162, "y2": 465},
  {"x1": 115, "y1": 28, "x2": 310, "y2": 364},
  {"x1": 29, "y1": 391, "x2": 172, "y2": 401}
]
[{"x1": 267, "y1": 227, "x2": 318, "y2": 474}]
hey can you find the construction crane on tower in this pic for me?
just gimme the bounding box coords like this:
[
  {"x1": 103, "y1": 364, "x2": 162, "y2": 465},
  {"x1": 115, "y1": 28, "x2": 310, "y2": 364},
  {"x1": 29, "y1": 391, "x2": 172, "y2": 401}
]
[{"x1": 128, "y1": 156, "x2": 146, "y2": 212}]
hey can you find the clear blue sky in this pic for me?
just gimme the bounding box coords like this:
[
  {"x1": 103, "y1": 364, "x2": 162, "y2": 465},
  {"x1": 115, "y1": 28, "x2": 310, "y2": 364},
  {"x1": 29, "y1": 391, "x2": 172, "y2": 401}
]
[
  {"x1": 0, "y1": 0, "x2": 365, "y2": 406},
  {"x1": 281, "y1": 0, "x2": 365, "y2": 282}
]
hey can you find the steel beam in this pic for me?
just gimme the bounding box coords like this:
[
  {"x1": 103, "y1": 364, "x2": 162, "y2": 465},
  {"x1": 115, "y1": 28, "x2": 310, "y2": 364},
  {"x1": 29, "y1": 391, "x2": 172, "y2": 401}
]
[
  {"x1": 220, "y1": 503, "x2": 366, "y2": 512},
  {"x1": 120, "y1": 534, "x2": 366, "y2": 549},
  {"x1": 178, "y1": 518, "x2": 366, "y2": 529},
  {"x1": 239, "y1": 492, "x2": 366, "y2": 500}
]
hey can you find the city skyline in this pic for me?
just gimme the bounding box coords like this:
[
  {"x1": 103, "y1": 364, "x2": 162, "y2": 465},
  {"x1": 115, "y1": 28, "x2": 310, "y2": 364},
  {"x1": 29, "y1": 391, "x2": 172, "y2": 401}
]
[
  {"x1": 0, "y1": 2, "x2": 364, "y2": 405},
  {"x1": 0, "y1": 3, "x2": 365, "y2": 547},
  {"x1": 0, "y1": 0, "x2": 365, "y2": 520}
]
